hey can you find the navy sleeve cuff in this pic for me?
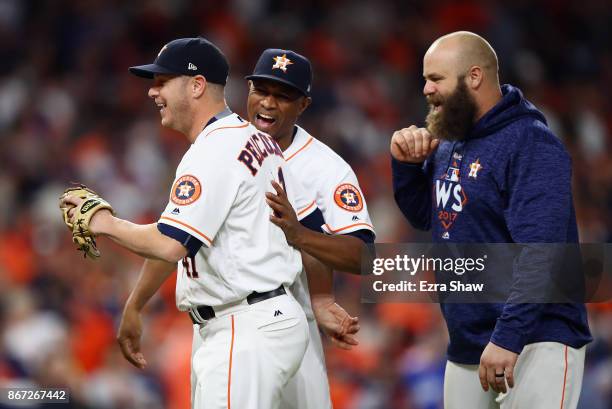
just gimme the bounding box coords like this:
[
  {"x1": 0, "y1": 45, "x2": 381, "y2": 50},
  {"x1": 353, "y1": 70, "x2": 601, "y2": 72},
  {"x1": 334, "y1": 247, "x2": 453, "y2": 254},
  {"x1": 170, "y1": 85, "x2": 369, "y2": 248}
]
[
  {"x1": 490, "y1": 303, "x2": 545, "y2": 354},
  {"x1": 157, "y1": 223, "x2": 203, "y2": 257},
  {"x1": 345, "y1": 228, "x2": 375, "y2": 243},
  {"x1": 490, "y1": 324, "x2": 526, "y2": 354},
  {"x1": 300, "y1": 208, "x2": 325, "y2": 233}
]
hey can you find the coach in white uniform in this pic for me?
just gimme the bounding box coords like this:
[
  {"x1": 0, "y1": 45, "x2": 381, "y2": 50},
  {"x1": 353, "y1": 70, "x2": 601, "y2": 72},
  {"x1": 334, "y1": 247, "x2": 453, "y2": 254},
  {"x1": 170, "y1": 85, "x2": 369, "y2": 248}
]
[
  {"x1": 65, "y1": 37, "x2": 329, "y2": 409},
  {"x1": 246, "y1": 49, "x2": 377, "y2": 409}
]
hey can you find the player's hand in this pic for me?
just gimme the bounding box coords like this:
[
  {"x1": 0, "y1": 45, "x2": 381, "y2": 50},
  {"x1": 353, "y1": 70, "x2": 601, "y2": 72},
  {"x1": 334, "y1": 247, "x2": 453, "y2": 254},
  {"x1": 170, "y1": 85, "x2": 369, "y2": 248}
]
[
  {"x1": 60, "y1": 194, "x2": 113, "y2": 235},
  {"x1": 311, "y1": 294, "x2": 359, "y2": 350},
  {"x1": 117, "y1": 305, "x2": 148, "y2": 369},
  {"x1": 478, "y1": 342, "x2": 518, "y2": 394},
  {"x1": 266, "y1": 181, "x2": 305, "y2": 247},
  {"x1": 390, "y1": 125, "x2": 440, "y2": 163}
]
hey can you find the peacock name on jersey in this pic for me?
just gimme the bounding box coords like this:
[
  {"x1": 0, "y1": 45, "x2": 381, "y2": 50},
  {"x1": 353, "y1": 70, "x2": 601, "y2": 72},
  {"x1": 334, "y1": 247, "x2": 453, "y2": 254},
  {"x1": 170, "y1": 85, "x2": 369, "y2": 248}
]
[{"x1": 237, "y1": 132, "x2": 283, "y2": 176}]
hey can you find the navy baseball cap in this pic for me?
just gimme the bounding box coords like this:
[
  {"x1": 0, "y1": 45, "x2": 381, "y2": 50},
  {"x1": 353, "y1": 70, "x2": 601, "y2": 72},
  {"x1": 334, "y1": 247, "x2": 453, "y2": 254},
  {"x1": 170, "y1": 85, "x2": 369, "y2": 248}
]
[
  {"x1": 129, "y1": 37, "x2": 229, "y2": 85},
  {"x1": 245, "y1": 49, "x2": 312, "y2": 96}
]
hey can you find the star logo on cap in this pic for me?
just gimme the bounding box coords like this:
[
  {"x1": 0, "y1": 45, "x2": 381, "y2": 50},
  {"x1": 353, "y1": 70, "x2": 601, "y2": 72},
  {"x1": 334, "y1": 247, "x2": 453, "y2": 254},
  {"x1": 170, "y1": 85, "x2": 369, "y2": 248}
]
[{"x1": 272, "y1": 54, "x2": 293, "y2": 72}]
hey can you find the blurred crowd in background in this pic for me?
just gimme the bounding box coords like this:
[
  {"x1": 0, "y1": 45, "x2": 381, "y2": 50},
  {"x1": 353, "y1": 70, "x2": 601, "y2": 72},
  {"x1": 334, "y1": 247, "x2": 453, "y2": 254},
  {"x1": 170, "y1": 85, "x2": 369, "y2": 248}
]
[{"x1": 0, "y1": 0, "x2": 611, "y2": 408}]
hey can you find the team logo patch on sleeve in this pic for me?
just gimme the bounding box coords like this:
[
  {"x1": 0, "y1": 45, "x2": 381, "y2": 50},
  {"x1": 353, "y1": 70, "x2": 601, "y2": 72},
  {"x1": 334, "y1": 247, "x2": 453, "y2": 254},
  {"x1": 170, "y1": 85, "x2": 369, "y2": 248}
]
[
  {"x1": 334, "y1": 183, "x2": 363, "y2": 212},
  {"x1": 171, "y1": 175, "x2": 202, "y2": 205}
]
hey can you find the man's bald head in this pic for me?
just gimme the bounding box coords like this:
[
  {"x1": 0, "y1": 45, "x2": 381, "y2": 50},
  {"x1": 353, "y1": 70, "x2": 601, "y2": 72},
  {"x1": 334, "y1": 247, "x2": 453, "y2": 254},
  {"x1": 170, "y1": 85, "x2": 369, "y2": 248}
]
[{"x1": 425, "y1": 31, "x2": 499, "y2": 85}]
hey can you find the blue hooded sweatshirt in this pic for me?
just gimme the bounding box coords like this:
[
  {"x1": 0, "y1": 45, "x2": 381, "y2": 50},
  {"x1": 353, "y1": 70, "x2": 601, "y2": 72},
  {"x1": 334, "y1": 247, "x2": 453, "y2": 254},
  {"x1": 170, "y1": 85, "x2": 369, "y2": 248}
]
[{"x1": 392, "y1": 85, "x2": 592, "y2": 364}]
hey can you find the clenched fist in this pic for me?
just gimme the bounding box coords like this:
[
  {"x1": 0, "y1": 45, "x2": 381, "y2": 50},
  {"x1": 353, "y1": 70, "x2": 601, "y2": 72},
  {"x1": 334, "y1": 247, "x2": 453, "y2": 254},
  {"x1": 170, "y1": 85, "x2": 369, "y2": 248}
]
[{"x1": 390, "y1": 125, "x2": 440, "y2": 163}]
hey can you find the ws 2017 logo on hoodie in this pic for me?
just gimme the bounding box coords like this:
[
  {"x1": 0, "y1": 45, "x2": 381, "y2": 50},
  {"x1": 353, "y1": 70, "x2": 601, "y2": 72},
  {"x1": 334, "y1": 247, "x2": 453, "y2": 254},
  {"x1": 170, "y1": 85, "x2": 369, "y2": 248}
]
[{"x1": 434, "y1": 151, "x2": 467, "y2": 239}]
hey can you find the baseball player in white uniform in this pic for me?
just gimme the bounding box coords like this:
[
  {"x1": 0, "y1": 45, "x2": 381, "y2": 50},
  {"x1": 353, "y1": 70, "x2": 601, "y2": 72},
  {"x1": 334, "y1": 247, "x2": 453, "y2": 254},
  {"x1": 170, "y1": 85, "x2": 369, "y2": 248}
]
[
  {"x1": 62, "y1": 37, "x2": 328, "y2": 409},
  {"x1": 246, "y1": 49, "x2": 377, "y2": 409},
  {"x1": 159, "y1": 109, "x2": 316, "y2": 409}
]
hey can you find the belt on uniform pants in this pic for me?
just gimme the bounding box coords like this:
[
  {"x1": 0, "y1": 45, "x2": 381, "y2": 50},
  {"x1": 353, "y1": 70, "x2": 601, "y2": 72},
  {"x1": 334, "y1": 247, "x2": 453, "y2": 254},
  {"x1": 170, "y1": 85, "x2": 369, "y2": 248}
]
[{"x1": 189, "y1": 285, "x2": 286, "y2": 324}]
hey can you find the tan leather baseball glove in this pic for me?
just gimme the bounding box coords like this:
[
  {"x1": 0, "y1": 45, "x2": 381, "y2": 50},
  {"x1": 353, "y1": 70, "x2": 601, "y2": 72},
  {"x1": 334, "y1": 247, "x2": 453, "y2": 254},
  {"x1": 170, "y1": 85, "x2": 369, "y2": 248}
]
[{"x1": 59, "y1": 185, "x2": 114, "y2": 258}]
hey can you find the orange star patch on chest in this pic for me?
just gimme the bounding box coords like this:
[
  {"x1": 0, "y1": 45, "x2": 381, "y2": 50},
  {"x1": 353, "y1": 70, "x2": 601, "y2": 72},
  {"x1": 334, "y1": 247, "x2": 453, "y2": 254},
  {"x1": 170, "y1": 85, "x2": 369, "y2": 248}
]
[
  {"x1": 468, "y1": 159, "x2": 482, "y2": 178},
  {"x1": 334, "y1": 183, "x2": 363, "y2": 212},
  {"x1": 171, "y1": 175, "x2": 202, "y2": 205}
]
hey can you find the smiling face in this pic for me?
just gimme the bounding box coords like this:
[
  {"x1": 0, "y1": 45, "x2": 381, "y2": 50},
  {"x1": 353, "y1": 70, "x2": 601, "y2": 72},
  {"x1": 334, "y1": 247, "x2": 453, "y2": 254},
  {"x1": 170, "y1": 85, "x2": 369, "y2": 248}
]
[
  {"x1": 424, "y1": 75, "x2": 478, "y2": 141},
  {"x1": 148, "y1": 74, "x2": 192, "y2": 132},
  {"x1": 423, "y1": 44, "x2": 477, "y2": 141},
  {"x1": 246, "y1": 79, "x2": 311, "y2": 146}
]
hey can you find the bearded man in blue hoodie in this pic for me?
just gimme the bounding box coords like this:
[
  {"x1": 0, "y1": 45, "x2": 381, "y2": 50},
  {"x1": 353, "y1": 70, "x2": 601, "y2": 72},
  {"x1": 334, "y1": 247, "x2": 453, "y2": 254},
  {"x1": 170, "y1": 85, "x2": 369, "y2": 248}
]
[{"x1": 391, "y1": 31, "x2": 591, "y2": 408}]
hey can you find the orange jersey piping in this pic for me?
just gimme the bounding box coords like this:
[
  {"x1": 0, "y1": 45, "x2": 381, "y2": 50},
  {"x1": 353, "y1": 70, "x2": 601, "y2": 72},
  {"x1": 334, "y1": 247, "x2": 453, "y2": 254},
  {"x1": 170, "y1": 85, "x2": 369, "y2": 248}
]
[
  {"x1": 297, "y1": 200, "x2": 316, "y2": 217},
  {"x1": 227, "y1": 315, "x2": 235, "y2": 409},
  {"x1": 323, "y1": 222, "x2": 374, "y2": 234},
  {"x1": 285, "y1": 137, "x2": 314, "y2": 162},
  {"x1": 205, "y1": 122, "x2": 249, "y2": 138}
]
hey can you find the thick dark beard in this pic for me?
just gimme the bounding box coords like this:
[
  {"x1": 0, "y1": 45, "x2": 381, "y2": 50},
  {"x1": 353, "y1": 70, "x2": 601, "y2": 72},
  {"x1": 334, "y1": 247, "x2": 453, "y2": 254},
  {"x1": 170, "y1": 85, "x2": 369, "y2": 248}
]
[{"x1": 425, "y1": 78, "x2": 477, "y2": 141}]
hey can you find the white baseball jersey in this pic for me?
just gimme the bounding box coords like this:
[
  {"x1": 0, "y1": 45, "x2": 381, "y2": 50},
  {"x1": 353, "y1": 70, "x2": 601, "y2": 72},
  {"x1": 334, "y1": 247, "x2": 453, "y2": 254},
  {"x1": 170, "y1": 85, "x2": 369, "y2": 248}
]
[
  {"x1": 158, "y1": 113, "x2": 317, "y2": 309},
  {"x1": 285, "y1": 126, "x2": 375, "y2": 236},
  {"x1": 284, "y1": 125, "x2": 375, "y2": 318}
]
